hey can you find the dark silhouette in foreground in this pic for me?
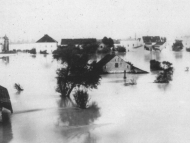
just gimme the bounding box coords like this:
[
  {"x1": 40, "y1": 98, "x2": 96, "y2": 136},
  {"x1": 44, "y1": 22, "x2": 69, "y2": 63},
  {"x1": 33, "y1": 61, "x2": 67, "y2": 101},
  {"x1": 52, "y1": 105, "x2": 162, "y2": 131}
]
[
  {"x1": 0, "y1": 111, "x2": 13, "y2": 143},
  {"x1": 0, "y1": 85, "x2": 13, "y2": 113}
]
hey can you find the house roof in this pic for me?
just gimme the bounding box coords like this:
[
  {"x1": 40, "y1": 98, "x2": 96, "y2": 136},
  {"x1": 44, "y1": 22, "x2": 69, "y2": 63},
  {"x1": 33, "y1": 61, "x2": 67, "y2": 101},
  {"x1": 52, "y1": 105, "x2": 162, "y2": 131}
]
[
  {"x1": 61, "y1": 38, "x2": 97, "y2": 45},
  {"x1": 36, "y1": 34, "x2": 57, "y2": 43},
  {"x1": 96, "y1": 54, "x2": 115, "y2": 67}
]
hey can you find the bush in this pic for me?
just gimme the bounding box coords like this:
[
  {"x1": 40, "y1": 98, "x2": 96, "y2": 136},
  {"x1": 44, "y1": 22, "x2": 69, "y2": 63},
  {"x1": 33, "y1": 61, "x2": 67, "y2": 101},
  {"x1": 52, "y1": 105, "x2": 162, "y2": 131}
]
[
  {"x1": 40, "y1": 50, "x2": 48, "y2": 54},
  {"x1": 154, "y1": 61, "x2": 173, "y2": 83},
  {"x1": 150, "y1": 60, "x2": 163, "y2": 71},
  {"x1": 116, "y1": 46, "x2": 126, "y2": 52},
  {"x1": 73, "y1": 90, "x2": 90, "y2": 109},
  {"x1": 29, "y1": 48, "x2": 36, "y2": 54},
  {"x1": 82, "y1": 43, "x2": 98, "y2": 54}
]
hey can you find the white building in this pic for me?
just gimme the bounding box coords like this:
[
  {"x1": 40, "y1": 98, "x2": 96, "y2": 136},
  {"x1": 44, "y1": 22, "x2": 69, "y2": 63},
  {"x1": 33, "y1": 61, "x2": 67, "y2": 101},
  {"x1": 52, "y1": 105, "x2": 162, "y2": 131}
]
[
  {"x1": 119, "y1": 38, "x2": 143, "y2": 51},
  {"x1": 9, "y1": 34, "x2": 58, "y2": 53},
  {"x1": 35, "y1": 34, "x2": 58, "y2": 53}
]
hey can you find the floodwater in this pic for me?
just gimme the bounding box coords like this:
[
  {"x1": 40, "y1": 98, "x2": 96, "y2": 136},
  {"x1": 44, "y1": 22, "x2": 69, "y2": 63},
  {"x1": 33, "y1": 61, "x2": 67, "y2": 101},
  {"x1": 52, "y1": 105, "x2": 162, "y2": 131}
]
[{"x1": 1, "y1": 44, "x2": 190, "y2": 143}]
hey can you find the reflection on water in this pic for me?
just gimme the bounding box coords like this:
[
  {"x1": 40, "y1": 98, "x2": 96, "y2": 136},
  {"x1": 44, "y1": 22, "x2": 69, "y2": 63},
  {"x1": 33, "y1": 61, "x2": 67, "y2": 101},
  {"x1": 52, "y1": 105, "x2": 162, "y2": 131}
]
[
  {"x1": 144, "y1": 53, "x2": 151, "y2": 62},
  {"x1": 57, "y1": 98, "x2": 100, "y2": 142},
  {"x1": 157, "y1": 83, "x2": 171, "y2": 91},
  {"x1": 31, "y1": 54, "x2": 36, "y2": 58},
  {"x1": 153, "y1": 51, "x2": 161, "y2": 61},
  {"x1": 57, "y1": 101, "x2": 100, "y2": 126},
  {"x1": 174, "y1": 51, "x2": 183, "y2": 59},
  {"x1": 0, "y1": 111, "x2": 13, "y2": 143},
  {"x1": 43, "y1": 54, "x2": 47, "y2": 58}
]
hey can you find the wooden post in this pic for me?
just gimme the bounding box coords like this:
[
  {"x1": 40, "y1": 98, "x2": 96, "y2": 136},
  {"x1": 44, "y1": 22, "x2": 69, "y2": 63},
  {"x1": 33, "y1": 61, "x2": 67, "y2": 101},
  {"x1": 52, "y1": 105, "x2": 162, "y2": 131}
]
[
  {"x1": 123, "y1": 70, "x2": 126, "y2": 79},
  {"x1": 0, "y1": 107, "x2": 2, "y2": 122}
]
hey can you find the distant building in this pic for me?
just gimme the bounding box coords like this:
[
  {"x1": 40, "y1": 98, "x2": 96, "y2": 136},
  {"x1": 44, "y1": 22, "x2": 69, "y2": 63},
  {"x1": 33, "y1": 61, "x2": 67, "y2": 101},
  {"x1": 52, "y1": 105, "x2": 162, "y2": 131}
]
[
  {"x1": 36, "y1": 34, "x2": 58, "y2": 53},
  {"x1": 3, "y1": 35, "x2": 9, "y2": 52},
  {"x1": 0, "y1": 35, "x2": 9, "y2": 53},
  {"x1": 120, "y1": 38, "x2": 143, "y2": 51},
  {"x1": 61, "y1": 38, "x2": 97, "y2": 46}
]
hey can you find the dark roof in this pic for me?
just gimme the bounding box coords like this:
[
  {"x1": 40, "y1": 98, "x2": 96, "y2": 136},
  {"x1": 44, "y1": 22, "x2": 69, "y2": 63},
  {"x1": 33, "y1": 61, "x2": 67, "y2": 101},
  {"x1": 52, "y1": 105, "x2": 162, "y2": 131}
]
[
  {"x1": 142, "y1": 36, "x2": 161, "y2": 43},
  {"x1": 61, "y1": 38, "x2": 97, "y2": 45},
  {"x1": 130, "y1": 66, "x2": 149, "y2": 74},
  {"x1": 96, "y1": 54, "x2": 115, "y2": 67},
  {"x1": 36, "y1": 34, "x2": 57, "y2": 43}
]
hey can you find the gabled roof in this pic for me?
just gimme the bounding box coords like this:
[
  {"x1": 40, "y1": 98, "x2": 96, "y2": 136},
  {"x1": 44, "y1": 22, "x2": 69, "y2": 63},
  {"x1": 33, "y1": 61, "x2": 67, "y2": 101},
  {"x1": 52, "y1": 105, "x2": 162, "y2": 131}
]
[
  {"x1": 96, "y1": 54, "x2": 115, "y2": 67},
  {"x1": 61, "y1": 38, "x2": 97, "y2": 45},
  {"x1": 36, "y1": 34, "x2": 57, "y2": 43}
]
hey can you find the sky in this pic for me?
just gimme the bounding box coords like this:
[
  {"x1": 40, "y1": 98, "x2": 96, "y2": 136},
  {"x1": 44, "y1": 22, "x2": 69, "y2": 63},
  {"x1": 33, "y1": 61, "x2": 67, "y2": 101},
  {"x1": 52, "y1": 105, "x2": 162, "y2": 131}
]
[{"x1": 1, "y1": 0, "x2": 190, "y2": 43}]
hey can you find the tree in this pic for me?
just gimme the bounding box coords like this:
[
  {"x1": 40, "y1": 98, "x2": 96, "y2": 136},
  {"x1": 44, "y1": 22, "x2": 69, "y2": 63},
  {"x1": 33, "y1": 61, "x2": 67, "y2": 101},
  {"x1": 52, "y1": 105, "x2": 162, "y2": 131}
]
[
  {"x1": 150, "y1": 60, "x2": 163, "y2": 71},
  {"x1": 102, "y1": 37, "x2": 114, "y2": 48},
  {"x1": 82, "y1": 43, "x2": 99, "y2": 54},
  {"x1": 53, "y1": 46, "x2": 101, "y2": 98},
  {"x1": 155, "y1": 61, "x2": 173, "y2": 83},
  {"x1": 102, "y1": 37, "x2": 108, "y2": 45},
  {"x1": 116, "y1": 46, "x2": 126, "y2": 52}
]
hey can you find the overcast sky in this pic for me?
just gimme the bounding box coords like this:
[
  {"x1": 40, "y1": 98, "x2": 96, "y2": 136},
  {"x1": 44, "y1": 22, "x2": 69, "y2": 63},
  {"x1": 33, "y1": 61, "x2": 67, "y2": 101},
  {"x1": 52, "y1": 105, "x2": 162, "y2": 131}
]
[{"x1": 1, "y1": 0, "x2": 190, "y2": 42}]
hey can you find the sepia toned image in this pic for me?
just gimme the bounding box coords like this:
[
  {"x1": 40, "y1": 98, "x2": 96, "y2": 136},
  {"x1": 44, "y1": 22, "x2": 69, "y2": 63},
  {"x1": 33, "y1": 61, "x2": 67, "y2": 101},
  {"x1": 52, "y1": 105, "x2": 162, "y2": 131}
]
[{"x1": 1, "y1": 0, "x2": 190, "y2": 143}]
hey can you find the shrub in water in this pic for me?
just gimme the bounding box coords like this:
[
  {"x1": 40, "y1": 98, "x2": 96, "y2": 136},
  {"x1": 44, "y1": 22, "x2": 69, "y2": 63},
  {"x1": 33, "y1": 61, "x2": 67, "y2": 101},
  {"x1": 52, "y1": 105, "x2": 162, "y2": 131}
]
[
  {"x1": 116, "y1": 46, "x2": 126, "y2": 52},
  {"x1": 29, "y1": 48, "x2": 36, "y2": 54},
  {"x1": 73, "y1": 90, "x2": 90, "y2": 109}
]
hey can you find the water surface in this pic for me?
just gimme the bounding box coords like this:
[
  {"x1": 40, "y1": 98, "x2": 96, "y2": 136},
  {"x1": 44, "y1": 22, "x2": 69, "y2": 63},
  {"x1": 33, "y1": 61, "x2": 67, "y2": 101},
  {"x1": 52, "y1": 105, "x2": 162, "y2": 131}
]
[{"x1": 0, "y1": 45, "x2": 190, "y2": 143}]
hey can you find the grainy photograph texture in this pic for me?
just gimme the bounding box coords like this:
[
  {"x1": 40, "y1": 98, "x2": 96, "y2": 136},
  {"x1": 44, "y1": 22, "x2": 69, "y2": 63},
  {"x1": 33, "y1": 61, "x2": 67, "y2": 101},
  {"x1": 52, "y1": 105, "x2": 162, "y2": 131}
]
[{"x1": 0, "y1": 0, "x2": 190, "y2": 143}]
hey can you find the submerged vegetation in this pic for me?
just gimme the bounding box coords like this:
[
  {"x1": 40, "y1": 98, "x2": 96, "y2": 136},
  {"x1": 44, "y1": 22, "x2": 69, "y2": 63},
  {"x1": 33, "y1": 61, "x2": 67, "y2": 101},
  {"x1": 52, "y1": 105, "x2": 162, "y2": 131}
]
[
  {"x1": 155, "y1": 61, "x2": 174, "y2": 83},
  {"x1": 116, "y1": 46, "x2": 126, "y2": 53},
  {"x1": 73, "y1": 90, "x2": 90, "y2": 109},
  {"x1": 14, "y1": 83, "x2": 24, "y2": 92},
  {"x1": 40, "y1": 50, "x2": 48, "y2": 54},
  {"x1": 29, "y1": 48, "x2": 36, "y2": 54},
  {"x1": 150, "y1": 60, "x2": 163, "y2": 71}
]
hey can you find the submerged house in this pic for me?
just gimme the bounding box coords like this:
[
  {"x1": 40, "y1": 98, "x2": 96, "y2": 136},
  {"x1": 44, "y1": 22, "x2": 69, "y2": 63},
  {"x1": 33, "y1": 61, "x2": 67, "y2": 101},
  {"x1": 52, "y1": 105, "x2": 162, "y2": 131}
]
[
  {"x1": 96, "y1": 54, "x2": 149, "y2": 74},
  {"x1": 95, "y1": 54, "x2": 131, "y2": 73},
  {"x1": 36, "y1": 34, "x2": 58, "y2": 53}
]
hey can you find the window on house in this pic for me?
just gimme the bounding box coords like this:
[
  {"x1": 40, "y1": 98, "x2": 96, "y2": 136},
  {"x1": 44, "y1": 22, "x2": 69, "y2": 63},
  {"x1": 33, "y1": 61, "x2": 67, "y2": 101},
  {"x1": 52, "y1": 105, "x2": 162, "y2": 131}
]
[
  {"x1": 115, "y1": 63, "x2": 118, "y2": 68},
  {"x1": 133, "y1": 44, "x2": 134, "y2": 47}
]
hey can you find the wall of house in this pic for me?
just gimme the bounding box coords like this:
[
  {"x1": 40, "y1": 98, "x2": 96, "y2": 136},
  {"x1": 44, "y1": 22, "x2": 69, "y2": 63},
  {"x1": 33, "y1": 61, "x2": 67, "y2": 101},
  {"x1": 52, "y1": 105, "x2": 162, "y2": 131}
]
[
  {"x1": 9, "y1": 43, "x2": 57, "y2": 53},
  {"x1": 120, "y1": 40, "x2": 143, "y2": 51},
  {"x1": 103, "y1": 56, "x2": 131, "y2": 73},
  {"x1": 34, "y1": 43, "x2": 57, "y2": 53}
]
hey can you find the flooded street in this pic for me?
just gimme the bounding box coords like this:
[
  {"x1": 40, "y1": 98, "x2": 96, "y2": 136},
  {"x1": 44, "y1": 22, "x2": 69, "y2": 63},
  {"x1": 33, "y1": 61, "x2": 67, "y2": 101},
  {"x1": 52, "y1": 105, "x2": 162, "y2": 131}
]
[{"x1": 1, "y1": 45, "x2": 190, "y2": 143}]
